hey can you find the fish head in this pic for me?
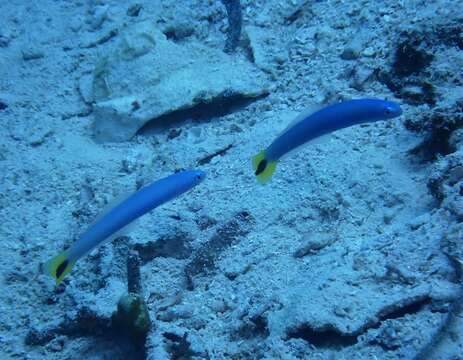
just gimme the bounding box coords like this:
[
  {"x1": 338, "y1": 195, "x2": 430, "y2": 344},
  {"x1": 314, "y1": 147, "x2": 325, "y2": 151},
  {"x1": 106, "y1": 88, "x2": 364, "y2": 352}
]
[
  {"x1": 381, "y1": 100, "x2": 403, "y2": 119},
  {"x1": 191, "y1": 170, "x2": 206, "y2": 185}
]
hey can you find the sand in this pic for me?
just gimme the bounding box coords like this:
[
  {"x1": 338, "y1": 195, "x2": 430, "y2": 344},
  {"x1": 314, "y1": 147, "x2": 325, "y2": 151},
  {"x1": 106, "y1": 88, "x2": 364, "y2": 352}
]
[{"x1": 1, "y1": 1, "x2": 462, "y2": 359}]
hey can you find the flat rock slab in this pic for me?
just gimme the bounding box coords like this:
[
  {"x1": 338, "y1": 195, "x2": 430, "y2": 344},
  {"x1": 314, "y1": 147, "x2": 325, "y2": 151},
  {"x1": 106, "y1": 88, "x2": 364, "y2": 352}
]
[{"x1": 91, "y1": 20, "x2": 269, "y2": 142}]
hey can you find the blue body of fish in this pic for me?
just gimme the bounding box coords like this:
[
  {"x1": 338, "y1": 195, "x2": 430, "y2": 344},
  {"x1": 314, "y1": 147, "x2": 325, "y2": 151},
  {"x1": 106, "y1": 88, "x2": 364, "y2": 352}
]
[
  {"x1": 266, "y1": 99, "x2": 402, "y2": 161},
  {"x1": 253, "y1": 99, "x2": 403, "y2": 183},
  {"x1": 46, "y1": 170, "x2": 205, "y2": 283}
]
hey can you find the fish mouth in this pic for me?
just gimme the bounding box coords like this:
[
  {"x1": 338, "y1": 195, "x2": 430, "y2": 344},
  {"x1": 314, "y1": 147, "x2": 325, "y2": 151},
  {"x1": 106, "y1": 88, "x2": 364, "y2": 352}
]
[
  {"x1": 195, "y1": 170, "x2": 206, "y2": 182},
  {"x1": 385, "y1": 104, "x2": 402, "y2": 117}
]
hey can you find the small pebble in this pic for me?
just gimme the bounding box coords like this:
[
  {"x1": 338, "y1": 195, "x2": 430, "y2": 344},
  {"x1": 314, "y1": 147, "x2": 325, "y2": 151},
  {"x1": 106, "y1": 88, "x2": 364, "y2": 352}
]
[
  {"x1": 209, "y1": 299, "x2": 228, "y2": 313},
  {"x1": 157, "y1": 305, "x2": 194, "y2": 322},
  {"x1": 294, "y1": 233, "x2": 337, "y2": 258},
  {"x1": 0, "y1": 35, "x2": 10, "y2": 47},
  {"x1": 22, "y1": 49, "x2": 45, "y2": 61},
  {"x1": 448, "y1": 166, "x2": 463, "y2": 185},
  {"x1": 408, "y1": 213, "x2": 430, "y2": 230},
  {"x1": 29, "y1": 128, "x2": 54, "y2": 147},
  {"x1": 127, "y1": 4, "x2": 143, "y2": 17},
  {"x1": 362, "y1": 47, "x2": 376, "y2": 57},
  {"x1": 341, "y1": 38, "x2": 363, "y2": 60},
  {"x1": 45, "y1": 336, "x2": 65, "y2": 352},
  {"x1": 90, "y1": 5, "x2": 109, "y2": 30},
  {"x1": 333, "y1": 305, "x2": 350, "y2": 318},
  {"x1": 383, "y1": 208, "x2": 397, "y2": 225}
]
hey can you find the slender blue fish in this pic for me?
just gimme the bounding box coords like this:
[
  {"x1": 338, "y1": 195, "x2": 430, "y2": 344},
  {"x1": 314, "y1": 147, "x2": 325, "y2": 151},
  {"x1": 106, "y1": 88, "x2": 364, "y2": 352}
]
[
  {"x1": 45, "y1": 170, "x2": 206, "y2": 284},
  {"x1": 252, "y1": 98, "x2": 402, "y2": 183}
]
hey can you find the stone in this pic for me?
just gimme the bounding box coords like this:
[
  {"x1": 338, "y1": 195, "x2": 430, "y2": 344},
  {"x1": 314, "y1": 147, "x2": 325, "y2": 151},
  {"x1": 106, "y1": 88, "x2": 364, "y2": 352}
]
[
  {"x1": 112, "y1": 293, "x2": 151, "y2": 341},
  {"x1": 293, "y1": 233, "x2": 337, "y2": 258},
  {"x1": 0, "y1": 34, "x2": 10, "y2": 47},
  {"x1": 89, "y1": 5, "x2": 109, "y2": 30},
  {"x1": 22, "y1": 48, "x2": 45, "y2": 61},
  {"x1": 127, "y1": 4, "x2": 142, "y2": 17},
  {"x1": 91, "y1": 20, "x2": 269, "y2": 142},
  {"x1": 449, "y1": 129, "x2": 463, "y2": 150},
  {"x1": 341, "y1": 36, "x2": 365, "y2": 60},
  {"x1": 246, "y1": 26, "x2": 273, "y2": 72}
]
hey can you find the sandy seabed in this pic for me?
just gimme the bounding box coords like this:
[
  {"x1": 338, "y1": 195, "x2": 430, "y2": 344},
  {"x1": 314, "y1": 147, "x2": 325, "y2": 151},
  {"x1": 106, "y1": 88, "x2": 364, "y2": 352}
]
[{"x1": 1, "y1": 1, "x2": 462, "y2": 359}]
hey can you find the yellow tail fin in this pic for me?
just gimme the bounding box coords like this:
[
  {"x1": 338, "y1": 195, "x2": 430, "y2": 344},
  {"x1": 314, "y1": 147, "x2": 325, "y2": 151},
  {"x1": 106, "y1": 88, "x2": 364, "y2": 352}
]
[
  {"x1": 252, "y1": 150, "x2": 277, "y2": 184},
  {"x1": 44, "y1": 251, "x2": 75, "y2": 285}
]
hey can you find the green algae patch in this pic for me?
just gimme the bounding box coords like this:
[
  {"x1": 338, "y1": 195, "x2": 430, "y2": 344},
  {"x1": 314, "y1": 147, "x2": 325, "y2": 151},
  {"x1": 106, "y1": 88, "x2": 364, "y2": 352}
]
[{"x1": 112, "y1": 293, "x2": 151, "y2": 341}]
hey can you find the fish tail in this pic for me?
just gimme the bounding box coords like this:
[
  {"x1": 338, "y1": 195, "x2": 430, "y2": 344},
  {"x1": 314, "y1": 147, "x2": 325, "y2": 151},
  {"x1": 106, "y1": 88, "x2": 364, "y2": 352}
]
[
  {"x1": 44, "y1": 251, "x2": 75, "y2": 285},
  {"x1": 252, "y1": 150, "x2": 277, "y2": 184}
]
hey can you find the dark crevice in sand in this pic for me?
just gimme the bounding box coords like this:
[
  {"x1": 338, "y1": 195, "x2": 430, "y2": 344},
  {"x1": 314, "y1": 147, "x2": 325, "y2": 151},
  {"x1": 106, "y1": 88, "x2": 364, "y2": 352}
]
[
  {"x1": 286, "y1": 296, "x2": 436, "y2": 350},
  {"x1": 287, "y1": 324, "x2": 357, "y2": 349},
  {"x1": 137, "y1": 93, "x2": 265, "y2": 135},
  {"x1": 197, "y1": 143, "x2": 233, "y2": 165}
]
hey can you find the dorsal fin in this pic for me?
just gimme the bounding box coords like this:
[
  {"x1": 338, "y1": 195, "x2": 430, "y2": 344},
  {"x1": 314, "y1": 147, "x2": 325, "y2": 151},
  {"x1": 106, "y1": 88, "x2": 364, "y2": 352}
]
[
  {"x1": 277, "y1": 104, "x2": 336, "y2": 160},
  {"x1": 278, "y1": 104, "x2": 321, "y2": 137}
]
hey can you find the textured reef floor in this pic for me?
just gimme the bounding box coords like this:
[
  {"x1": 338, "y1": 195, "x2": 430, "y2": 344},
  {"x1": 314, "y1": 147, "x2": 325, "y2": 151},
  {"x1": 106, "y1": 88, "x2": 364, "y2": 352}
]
[{"x1": 1, "y1": 0, "x2": 462, "y2": 359}]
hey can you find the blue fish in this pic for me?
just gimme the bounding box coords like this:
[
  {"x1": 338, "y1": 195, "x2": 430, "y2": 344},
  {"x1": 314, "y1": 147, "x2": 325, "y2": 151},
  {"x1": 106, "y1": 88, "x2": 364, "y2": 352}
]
[
  {"x1": 252, "y1": 99, "x2": 402, "y2": 183},
  {"x1": 45, "y1": 170, "x2": 206, "y2": 284}
]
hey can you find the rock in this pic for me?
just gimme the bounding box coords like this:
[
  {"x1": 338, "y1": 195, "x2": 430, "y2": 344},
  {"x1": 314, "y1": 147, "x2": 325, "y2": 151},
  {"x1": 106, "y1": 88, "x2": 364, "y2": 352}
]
[
  {"x1": 162, "y1": 22, "x2": 195, "y2": 43},
  {"x1": 407, "y1": 100, "x2": 463, "y2": 160},
  {"x1": 167, "y1": 128, "x2": 182, "y2": 140},
  {"x1": 127, "y1": 4, "x2": 142, "y2": 17},
  {"x1": 408, "y1": 213, "x2": 430, "y2": 231},
  {"x1": 157, "y1": 305, "x2": 194, "y2": 322},
  {"x1": 340, "y1": 39, "x2": 362, "y2": 60},
  {"x1": 112, "y1": 293, "x2": 151, "y2": 341},
  {"x1": 449, "y1": 129, "x2": 463, "y2": 150},
  {"x1": 246, "y1": 26, "x2": 273, "y2": 72},
  {"x1": 69, "y1": 17, "x2": 83, "y2": 33},
  {"x1": 29, "y1": 129, "x2": 53, "y2": 146},
  {"x1": 45, "y1": 336, "x2": 66, "y2": 352},
  {"x1": 426, "y1": 148, "x2": 463, "y2": 220},
  {"x1": 283, "y1": 0, "x2": 312, "y2": 24},
  {"x1": 448, "y1": 165, "x2": 463, "y2": 184},
  {"x1": 78, "y1": 73, "x2": 94, "y2": 104},
  {"x1": 209, "y1": 298, "x2": 228, "y2": 313},
  {"x1": 22, "y1": 48, "x2": 45, "y2": 61},
  {"x1": 89, "y1": 5, "x2": 109, "y2": 30},
  {"x1": 293, "y1": 232, "x2": 337, "y2": 258},
  {"x1": 367, "y1": 320, "x2": 403, "y2": 350},
  {"x1": 0, "y1": 34, "x2": 10, "y2": 47},
  {"x1": 442, "y1": 223, "x2": 463, "y2": 262},
  {"x1": 383, "y1": 208, "x2": 398, "y2": 225},
  {"x1": 93, "y1": 96, "x2": 143, "y2": 142},
  {"x1": 362, "y1": 46, "x2": 376, "y2": 57},
  {"x1": 349, "y1": 66, "x2": 374, "y2": 91},
  {"x1": 91, "y1": 20, "x2": 269, "y2": 142}
]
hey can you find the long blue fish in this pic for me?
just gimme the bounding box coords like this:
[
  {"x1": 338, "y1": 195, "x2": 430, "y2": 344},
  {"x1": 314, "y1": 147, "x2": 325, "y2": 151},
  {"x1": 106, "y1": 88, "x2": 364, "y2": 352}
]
[
  {"x1": 45, "y1": 170, "x2": 206, "y2": 284},
  {"x1": 252, "y1": 98, "x2": 402, "y2": 183}
]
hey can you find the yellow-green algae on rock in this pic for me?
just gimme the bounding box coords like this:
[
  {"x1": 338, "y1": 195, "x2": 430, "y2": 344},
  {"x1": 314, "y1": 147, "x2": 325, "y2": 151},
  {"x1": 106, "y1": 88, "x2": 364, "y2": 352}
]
[{"x1": 112, "y1": 293, "x2": 151, "y2": 341}]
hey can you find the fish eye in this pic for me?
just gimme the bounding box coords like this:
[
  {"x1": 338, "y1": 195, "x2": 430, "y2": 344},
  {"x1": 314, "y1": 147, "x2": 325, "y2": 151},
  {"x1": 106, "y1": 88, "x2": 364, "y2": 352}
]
[{"x1": 385, "y1": 107, "x2": 392, "y2": 114}]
